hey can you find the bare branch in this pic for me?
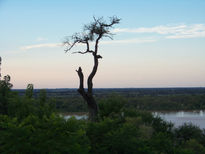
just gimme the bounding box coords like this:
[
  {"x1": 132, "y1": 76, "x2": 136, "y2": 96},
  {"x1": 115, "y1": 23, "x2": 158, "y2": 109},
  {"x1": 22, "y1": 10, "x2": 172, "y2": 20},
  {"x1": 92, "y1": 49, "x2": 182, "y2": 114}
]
[
  {"x1": 64, "y1": 33, "x2": 91, "y2": 53},
  {"x1": 72, "y1": 50, "x2": 94, "y2": 54},
  {"x1": 85, "y1": 40, "x2": 89, "y2": 51},
  {"x1": 64, "y1": 16, "x2": 120, "y2": 54},
  {"x1": 103, "y1": 34, "x2": 114, "y2": 40},
  {"x1": 96, "y1": 55, "x2": 102, "y2": 59},
  {"x1": 66, "y1": 40, "x2": 77, "y2": 52},
  {"x1": 101, "y1": 16, "x2": 120, "y2": 27}
]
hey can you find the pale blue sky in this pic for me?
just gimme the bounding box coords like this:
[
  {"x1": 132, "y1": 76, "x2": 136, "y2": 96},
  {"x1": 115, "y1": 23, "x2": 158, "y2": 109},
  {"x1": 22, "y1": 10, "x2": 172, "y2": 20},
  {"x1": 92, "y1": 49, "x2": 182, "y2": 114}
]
[{"x1": 0, "y1": 0, "x2": 205, "y2": 88}]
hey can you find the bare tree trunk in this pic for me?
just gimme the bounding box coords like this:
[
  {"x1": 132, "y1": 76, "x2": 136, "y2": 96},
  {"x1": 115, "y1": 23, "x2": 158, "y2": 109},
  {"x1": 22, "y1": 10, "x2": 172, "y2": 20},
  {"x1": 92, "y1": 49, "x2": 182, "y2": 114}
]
[
  {"x1": 86, "y1": 95, "x2": 98, "y2": 121},
  {"x1": 76, "y1": 67, "x2": 98, "y2": 121}
]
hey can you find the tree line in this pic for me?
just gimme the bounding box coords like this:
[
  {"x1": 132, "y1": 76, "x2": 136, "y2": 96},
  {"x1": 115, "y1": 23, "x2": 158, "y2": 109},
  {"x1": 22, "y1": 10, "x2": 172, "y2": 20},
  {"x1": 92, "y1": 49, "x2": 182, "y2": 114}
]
[{"x1": 1, "y1": 77, "x2": 205, "y2": 153}]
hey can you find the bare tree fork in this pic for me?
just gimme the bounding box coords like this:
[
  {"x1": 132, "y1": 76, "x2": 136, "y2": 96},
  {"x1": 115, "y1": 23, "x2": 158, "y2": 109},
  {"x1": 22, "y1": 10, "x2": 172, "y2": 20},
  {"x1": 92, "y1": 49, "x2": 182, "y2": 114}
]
[{"x1": 64, "y1": 16, "x2": 120, "y2": 121}]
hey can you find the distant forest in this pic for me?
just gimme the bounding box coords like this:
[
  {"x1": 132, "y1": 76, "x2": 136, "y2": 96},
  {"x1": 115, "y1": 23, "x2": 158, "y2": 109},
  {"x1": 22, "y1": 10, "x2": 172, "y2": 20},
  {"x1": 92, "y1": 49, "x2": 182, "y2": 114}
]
[
  {"x1": 2, "y1": 76, "x2": 205, "y2": 153},
  {"x1": 13, "y1": 88, "x2": 205, "y2": 112}
]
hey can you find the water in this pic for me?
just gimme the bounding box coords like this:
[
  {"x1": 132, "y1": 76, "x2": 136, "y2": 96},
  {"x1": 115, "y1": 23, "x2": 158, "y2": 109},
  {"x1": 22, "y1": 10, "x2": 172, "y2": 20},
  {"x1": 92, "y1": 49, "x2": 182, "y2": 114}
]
[
  {"x1": 64, "y1": 115, "x2": 88, "y2": 120},
  {"x1": 63, "y1": 110, "x2": 205, "y2": 129},
  {"x1": 153, "y1": 110, "x2": 205, "y2": 129}
]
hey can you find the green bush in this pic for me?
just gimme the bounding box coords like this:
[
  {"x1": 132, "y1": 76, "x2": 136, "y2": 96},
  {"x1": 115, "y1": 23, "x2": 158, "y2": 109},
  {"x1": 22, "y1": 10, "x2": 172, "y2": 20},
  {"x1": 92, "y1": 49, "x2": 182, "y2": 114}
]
[
  {"x1": 175, "y1": 123, "x2": 204, "y2": 144},
  {"x1": 0, "y1": 115, "x2": 90, "y2": 154},
  {"x1": 98, "y1": 94, "x2": 125, "y2": 119}
]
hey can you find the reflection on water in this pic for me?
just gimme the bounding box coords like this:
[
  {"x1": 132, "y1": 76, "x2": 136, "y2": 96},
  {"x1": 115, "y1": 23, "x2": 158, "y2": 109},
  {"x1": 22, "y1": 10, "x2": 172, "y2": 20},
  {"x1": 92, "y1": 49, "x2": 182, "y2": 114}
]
[
  {"x1": 153, "y1": 110, "x2": 205, "y2": 129},
  {"x1": 64, "y1": 115, "x2": 88, "y2": 120},
  {"x1": 63, "y1": 110, "x2": 205, "y2": 129}
]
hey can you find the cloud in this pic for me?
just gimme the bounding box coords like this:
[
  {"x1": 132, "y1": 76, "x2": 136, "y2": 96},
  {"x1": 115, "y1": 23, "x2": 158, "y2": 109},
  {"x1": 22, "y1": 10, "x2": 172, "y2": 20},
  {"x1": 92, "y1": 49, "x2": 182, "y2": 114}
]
[
  {"x1": 20, "y1": 38, "x2": 156, "y2": 50},
  {"x1": 101, "y1": 38, "x2": 156, "y2": 44},
  {"x1": 20, "y1": 24, "x2": 205, "y2": 51},
  {"x1": 20, "y1": 43, "x2": 61, "y2": 50},
  {"x1": 113, "y1": 24, "x2": 205, "y2": 39},
  {"x1": 165, "y1": 24, "x2": 205, "y2": 39}
]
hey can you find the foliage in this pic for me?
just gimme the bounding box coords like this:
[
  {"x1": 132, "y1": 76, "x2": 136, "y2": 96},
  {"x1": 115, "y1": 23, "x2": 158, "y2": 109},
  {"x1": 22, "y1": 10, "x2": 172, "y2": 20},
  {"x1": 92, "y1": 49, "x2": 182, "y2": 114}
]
[
  {"x1": 1, "y1": 82, "x2": 205, "y2": 153},
  {"x1": 175, "y1": 123, "x2": 205, "y2": 144},
  {"x1": 0, "y1": 115, "x2": 90, "y2": 153},
  {"x1": 25, "y1": 84, "x2": 34, "y2": 98},
  {"x1": 98, "y1": 94, "x2": 125, "y2": 119},
  {"x1": 181, "y1": 139, "x2": 205, "y2": 154},
  {"x1": 87, "y1": 96, "x2": 205, "y2": 154},
  {"x1": 0, "y1": 75, "x2": 13, "y2": 115},
  {"x1": 48, "y1": 90, "x2": 205, "y2": 112},
  {"x1": 0, "y1": 83, "x2": 90, "y2": 153}
]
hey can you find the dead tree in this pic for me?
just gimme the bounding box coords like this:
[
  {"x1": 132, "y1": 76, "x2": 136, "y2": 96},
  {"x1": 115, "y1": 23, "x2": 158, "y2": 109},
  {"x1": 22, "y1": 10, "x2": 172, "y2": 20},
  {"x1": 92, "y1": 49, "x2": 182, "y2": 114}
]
[{"x1": 63, "y1": 17, "x2": 120, "y2": 121}]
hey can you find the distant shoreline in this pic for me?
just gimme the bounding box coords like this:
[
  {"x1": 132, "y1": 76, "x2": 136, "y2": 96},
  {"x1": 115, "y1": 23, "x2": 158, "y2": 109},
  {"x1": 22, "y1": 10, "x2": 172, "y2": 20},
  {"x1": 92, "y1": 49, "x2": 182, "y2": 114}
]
[{"x1": 12, "y1": 87, "x2": 205, "y2": 90}]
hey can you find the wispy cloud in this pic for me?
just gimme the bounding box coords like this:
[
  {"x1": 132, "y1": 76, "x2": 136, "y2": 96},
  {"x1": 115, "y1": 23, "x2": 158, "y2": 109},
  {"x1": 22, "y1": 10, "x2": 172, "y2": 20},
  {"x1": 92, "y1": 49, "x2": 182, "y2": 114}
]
[
  {"x1": 101, "y1": 38, "x2": 156, "y2": 44},
  {"x1": 113, "y1": 24, "x2": 205, "y2": 39},
  {"x1": 20, "y1": 38, "x2": 156, "y2": 50},
  {"x1": 165, "y1": 24, "x2": 205, "y2": 39},
  {"x1": 21, "y1": 24, "x2": 204, "y2": 51},
  {"x1": 20, "y1": 43, "x2": 61, "y2": 50}
]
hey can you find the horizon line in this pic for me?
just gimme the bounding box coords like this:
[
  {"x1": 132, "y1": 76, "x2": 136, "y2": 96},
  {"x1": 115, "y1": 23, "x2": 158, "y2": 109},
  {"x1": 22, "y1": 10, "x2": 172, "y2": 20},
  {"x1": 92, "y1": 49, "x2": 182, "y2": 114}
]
[{"x1": 12, "y1": 87, "x2": 205, "y2": 90}]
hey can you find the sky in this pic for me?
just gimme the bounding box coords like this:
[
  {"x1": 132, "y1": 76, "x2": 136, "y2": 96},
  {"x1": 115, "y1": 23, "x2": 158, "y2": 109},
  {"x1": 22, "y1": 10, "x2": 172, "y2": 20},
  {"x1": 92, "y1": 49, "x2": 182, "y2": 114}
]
[{"x1": 0, "y1": 0, "x2": 205, "y2": 89}]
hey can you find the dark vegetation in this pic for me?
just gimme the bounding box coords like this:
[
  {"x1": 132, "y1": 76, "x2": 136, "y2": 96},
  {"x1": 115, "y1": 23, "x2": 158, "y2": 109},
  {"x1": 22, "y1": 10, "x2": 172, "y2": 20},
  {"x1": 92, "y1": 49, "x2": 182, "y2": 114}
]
[
  {"x1": 14, "y1": 88, "x2": 205, "y2": 112},
  {"x1": 1, "y1": 80, "x2": 205, "y2": 153}
]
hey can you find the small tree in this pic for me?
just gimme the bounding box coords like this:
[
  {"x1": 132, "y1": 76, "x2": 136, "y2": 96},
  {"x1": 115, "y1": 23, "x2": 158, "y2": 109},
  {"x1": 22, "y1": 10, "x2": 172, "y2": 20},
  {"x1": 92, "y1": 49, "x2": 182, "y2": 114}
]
[
  {"x1": 0, "y1": 57, "x2": 13, "y2": 94},
  {"x1": 0, "y1": 57, "x2": 13, "y2": 115},
  {"x1": 64, "y1": 17, "x2": 120, "y2": 121},
  {"x1": 25, "y1": 84, "x2": 34, "y2": 99}
]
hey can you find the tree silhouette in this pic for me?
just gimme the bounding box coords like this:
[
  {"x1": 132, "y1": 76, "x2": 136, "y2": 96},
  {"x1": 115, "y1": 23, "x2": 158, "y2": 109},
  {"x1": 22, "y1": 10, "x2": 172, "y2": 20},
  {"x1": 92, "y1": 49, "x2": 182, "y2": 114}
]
[
  {"x1": 25, "y1": 84, "x2": 34, "y2": 99},
  {"x1": 64, "y1": 17, "x2": 120, "y2": 121},
  {"x1": 0, "y1": 57, "x2": 13, "y2": 115}
]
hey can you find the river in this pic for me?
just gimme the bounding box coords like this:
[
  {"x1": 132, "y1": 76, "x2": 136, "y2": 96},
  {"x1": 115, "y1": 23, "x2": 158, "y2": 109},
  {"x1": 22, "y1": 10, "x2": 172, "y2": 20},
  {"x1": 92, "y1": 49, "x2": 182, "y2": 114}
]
[
  {"x1": 64, "y1": 110, "x2": 205, "y2": 129},
  {"x1": 154, "y1": 110, "x2": 205, "y2": 129}
]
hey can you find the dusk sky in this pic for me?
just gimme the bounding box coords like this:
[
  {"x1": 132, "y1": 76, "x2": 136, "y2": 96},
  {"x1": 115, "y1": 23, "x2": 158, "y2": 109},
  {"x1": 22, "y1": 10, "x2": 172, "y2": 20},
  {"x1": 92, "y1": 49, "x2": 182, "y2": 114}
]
[{"x1": 0, "y1": 0, "x2": 205, "y2": 89}]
